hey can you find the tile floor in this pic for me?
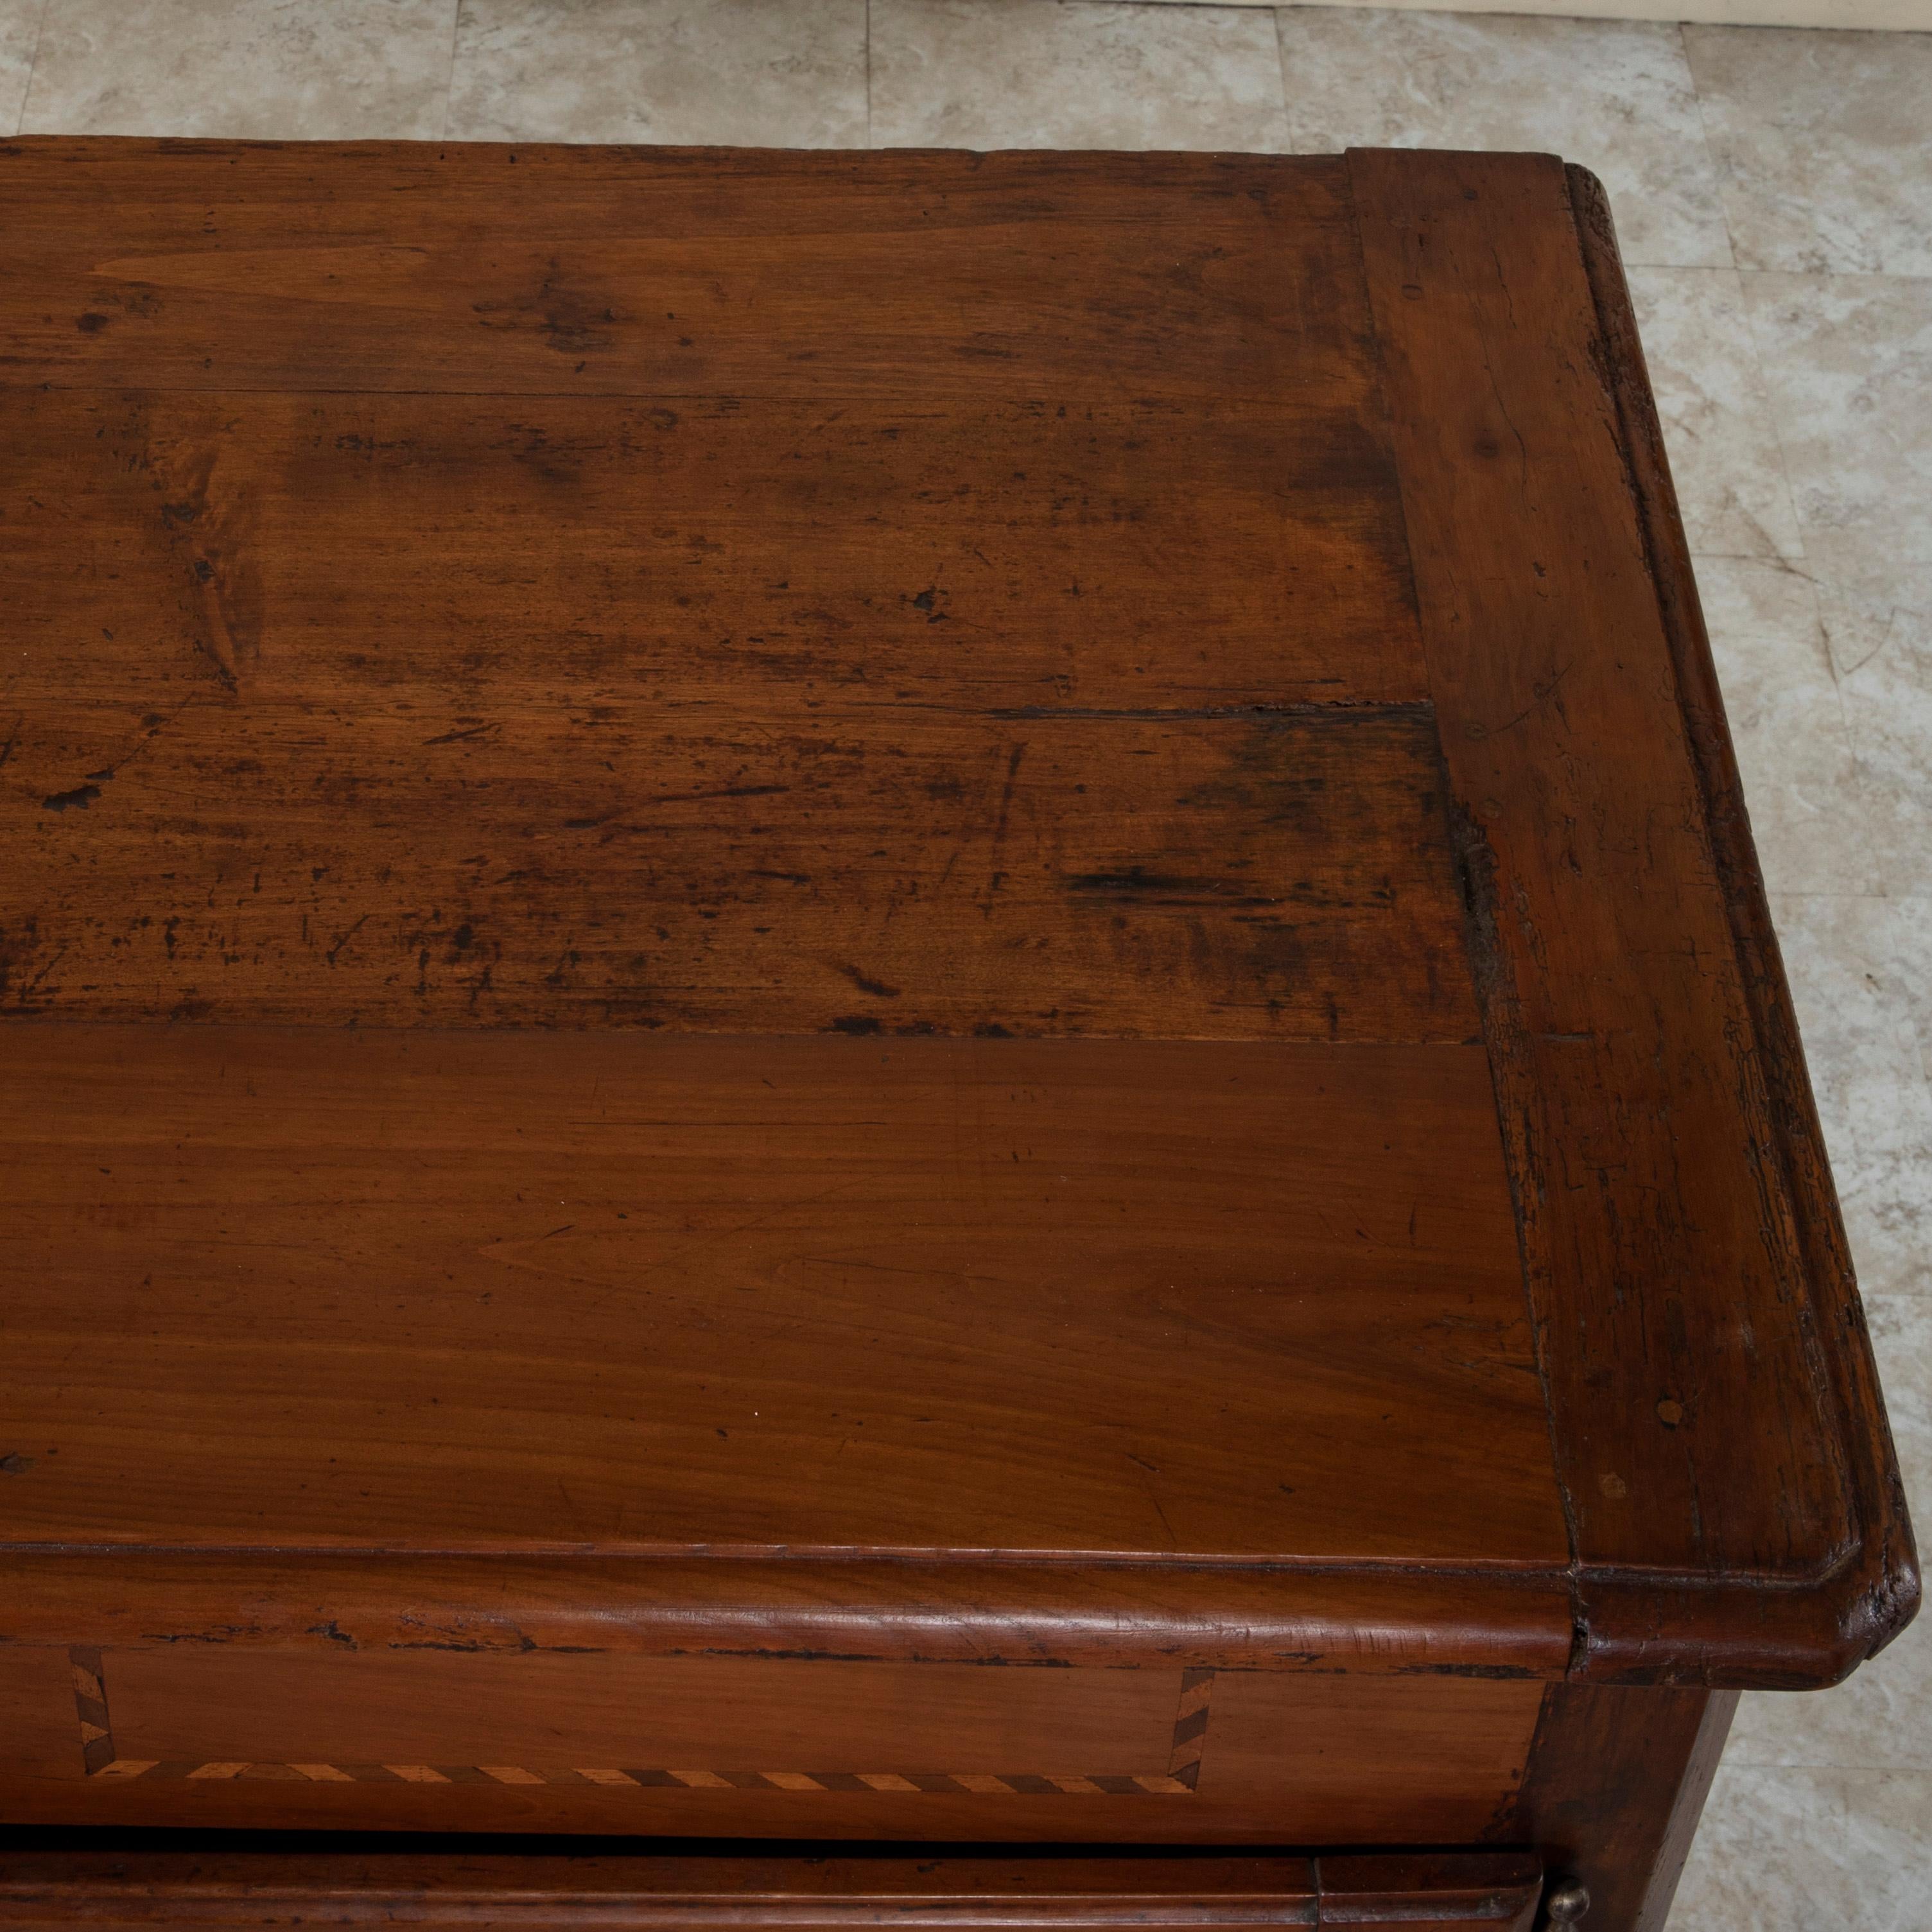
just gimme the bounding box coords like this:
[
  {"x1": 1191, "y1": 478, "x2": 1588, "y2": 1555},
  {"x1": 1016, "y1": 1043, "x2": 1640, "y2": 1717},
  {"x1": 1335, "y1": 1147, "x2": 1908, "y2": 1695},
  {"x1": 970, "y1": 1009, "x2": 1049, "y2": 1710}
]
[{"x1": 1, "y1": 0, "x2": 1926, "y2": 1923}]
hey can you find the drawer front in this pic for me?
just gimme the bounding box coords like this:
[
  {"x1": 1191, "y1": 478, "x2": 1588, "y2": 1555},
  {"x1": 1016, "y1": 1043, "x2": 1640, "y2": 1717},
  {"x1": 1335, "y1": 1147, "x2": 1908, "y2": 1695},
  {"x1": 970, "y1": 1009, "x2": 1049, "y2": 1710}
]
[
  {"x1": 0, "y1": 1645, "x2": 1540, "y2": 1842},
  {"x1": 0, "y1": 1848, "x2": 1544, "y2": 1932}
]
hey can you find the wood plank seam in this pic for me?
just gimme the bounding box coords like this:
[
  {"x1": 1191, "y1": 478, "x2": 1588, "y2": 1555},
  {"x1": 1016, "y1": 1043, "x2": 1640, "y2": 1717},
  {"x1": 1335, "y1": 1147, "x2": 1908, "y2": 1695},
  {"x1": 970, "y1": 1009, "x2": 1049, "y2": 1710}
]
[
  {"x1": 1337, "y1": 156, "x2": 1587, "y2": 1670},
  {"x1": 1437, "y1": 731, "x2": 1587, "y2": 1678},
  {"x1": 64, "y1": 1649, "x2": 1214, "y2": 1795},
  {"x1": 1345, "y1": 149, "x2": 1696, "y2": 1662}
]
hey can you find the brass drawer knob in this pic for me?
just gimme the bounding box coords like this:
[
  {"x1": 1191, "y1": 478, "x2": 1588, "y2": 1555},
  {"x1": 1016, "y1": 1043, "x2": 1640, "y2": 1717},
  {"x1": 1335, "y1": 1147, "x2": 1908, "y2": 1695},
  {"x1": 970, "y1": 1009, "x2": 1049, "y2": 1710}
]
[{"x1": 1546, "y1": 1878, "x2": 1592, "y2": 1925}]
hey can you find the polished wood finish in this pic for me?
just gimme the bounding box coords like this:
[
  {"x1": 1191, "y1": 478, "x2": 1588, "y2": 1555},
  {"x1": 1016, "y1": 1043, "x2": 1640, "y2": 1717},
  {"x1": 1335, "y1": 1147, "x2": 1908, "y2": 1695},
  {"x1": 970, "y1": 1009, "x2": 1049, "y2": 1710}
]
[
  {"x1": 1349, "y1": 146, "x2": 1913, "y2": 1684},
  {"x1": 0, "y1": 1646, "x2": 1542, "y2": 1844},
  {"x1": 3, "y1": 610, "x2": 1463, "y2": 1036},
  {"x1": 1561, "y1": 161, "x2": 1919, "y2": 1685},
  {"x1": 1, "y1": 148, "x2": 1441, "y2": 1042},
  {"x1": 0, "y1": 1849, "x2": 1542, "y2": 1931},
  {"x1": 0, "y1": 146, "x2": 1395, "y2": 414},
  {"x1": 0, "y1": 135, "x2": 1916, "y2": 1922},
  {"x1": 1, "y1": 1024, "x2": 1551, "y2": 1563},
  {"x1": 0, "y1": 1557, "x2": 1576, "y2": 1678}
]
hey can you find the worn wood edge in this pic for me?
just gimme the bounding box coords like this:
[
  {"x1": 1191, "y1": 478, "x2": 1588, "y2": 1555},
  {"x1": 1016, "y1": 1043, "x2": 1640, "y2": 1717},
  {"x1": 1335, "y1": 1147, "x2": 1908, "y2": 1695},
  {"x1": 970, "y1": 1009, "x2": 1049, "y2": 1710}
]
[
  {"x1": 0, "y1": 1849, "x2": 1543, "y2": 1929},
  {"x1": 1310, "y1": 1854, "x2": 1542, "y2": 1928},
  {"x1": 1563, "y1": 161, "x2": 1920, "y2": 1688},
  {"x1": 1343, "y1": 144, "x2": 1915, "y2": 1689},
  {"x1": 1, "y1": 1552, "x2": 1884, "y2": 1683},
  {"x1": 1573, "y1": 1566, "x2": 1913, "y2": 1691},
  {"x1": 0, "y1": 135, "x2": 1349, "y2": 174},
  {"x1": 0, "y1": 1554, "x2": 1575, "y2": 1678}
]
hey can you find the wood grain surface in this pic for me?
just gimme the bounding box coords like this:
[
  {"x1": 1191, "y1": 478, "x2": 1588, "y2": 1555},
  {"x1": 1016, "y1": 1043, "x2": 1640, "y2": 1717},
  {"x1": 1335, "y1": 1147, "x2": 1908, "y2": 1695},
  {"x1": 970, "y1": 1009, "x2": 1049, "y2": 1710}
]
[
  {"x1": 0, "y1": 1556, "x2": 1579, "y2": 1676},
  {"x1": 0, "y1": 683, "x2": 1466, "y2": 1038},
  {"x1": 0, "y1": 126, "x2": 1913, "y2": 1811},
  {"x1": 0, "y1": 143, "x2": 1431, "y2": 1038},
  {"x1": 0, "y1": 1847, "x2": 1544, "y2": 1931},
  {"x1": 1560, "y1": 161, "x2": 1919, "y2": 1688},
  {"x1": 1515, "y1": 1682, "x2": 1738, "y2": 1932},
  {"x1": 1349, "y1": 146, "x2": 1917, "y2": 1686},
  {"x1": 78, "y1": 1648, "x2": 1202, "y2": 1783},
  {"x1": 0, "y1": 1630, "x2": 1545, "y2": 1839},
  {"x1": 0, "y1": 144, "x2": 1388, "y2": 406},
  {"x1": 0, "y1": 1023, "x2": 1555, "y2": 1563},
  {"x1": 0, "y1": 1650, "x2": 1542, "y2": 1843}
]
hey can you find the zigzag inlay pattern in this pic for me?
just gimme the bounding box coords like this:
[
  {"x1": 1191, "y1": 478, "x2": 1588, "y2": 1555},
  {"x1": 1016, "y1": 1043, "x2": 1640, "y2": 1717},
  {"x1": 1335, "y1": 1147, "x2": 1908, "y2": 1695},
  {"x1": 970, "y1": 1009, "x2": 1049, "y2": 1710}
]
[{"x1": 67, "y1": 1649, "x2": 1216, "y2": 1795}]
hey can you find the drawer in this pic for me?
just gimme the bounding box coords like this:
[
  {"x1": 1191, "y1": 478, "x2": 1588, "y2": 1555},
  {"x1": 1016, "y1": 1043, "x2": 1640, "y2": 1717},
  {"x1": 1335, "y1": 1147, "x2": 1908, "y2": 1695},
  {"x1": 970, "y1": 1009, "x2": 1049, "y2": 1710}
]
[
  {"x1": 0, "y1": 1847, "x2": 1545, "y2": 1932},
  {"x1": 1, "y1": 1647, "x2": 1542, "y2": 1843}
]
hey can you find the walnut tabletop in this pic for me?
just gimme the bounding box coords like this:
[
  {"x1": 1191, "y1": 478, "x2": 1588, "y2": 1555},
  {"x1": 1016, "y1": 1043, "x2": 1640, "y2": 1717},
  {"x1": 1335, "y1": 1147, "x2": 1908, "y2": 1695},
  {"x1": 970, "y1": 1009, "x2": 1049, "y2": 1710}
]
[{"x1": 0, "y1": 139, "x2": 1915, "y2": 1910}]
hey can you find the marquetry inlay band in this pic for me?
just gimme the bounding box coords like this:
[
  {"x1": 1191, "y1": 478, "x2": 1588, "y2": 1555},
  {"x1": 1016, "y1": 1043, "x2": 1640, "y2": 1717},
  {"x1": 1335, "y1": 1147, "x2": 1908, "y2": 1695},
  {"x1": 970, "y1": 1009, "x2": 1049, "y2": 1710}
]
[
  {"x1": 67, "y1": 1648, "x2": 1215, "y2": 1794},
  {"x1": 1168, "y1": 1666, "x2": 1214, "y2": 1785}
]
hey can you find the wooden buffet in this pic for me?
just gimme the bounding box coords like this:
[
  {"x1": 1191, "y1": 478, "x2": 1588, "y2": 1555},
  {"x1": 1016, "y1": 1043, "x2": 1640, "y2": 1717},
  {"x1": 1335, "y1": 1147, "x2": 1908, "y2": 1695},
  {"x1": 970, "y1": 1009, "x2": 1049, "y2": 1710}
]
[{"x1": 0, "y1": 136, "x2": 1915, "y2": 1931}]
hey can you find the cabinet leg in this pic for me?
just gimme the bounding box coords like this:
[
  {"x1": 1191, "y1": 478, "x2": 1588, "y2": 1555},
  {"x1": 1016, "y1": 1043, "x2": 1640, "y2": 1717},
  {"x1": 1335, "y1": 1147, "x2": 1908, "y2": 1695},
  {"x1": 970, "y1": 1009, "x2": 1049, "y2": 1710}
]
[{"x1": 1514, "y1": 1685, "x2": 1739, "y2": 1932}]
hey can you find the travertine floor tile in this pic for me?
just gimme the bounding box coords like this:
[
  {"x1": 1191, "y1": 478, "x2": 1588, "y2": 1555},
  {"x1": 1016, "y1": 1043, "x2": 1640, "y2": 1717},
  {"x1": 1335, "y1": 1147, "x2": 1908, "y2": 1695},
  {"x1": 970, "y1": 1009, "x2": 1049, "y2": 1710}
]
[
  {"x1": 1632, "y1": 267, "x2": 1804, "y2": 560},
  {"x1": 1673, "y1": 1764, "x2": 1932, "y2": 1931},
  {"x1": 1745, "y1": 275, "x2": 1932, "y2": 626},
  {"x1": 1834, "y1": 611, "x2": 1932, "y2": 901},
  {"x1": 1770, "y1": 893, "x2": 1932, "y2": 1303},
  {"x1": 1865, "y1": 894, "x2": 1932, "y2": 1090},
  {"x1": 1746, "y1": 274, "x2": 1932, "y2": 895},
  {"x1": 1684, "y1": 24, "x2": 1932, "y2": 276},
  {"x1": 1273, "y1": 7, "x2": 1730, "y2": 267},
  {"x1": 21, "y1": 0, "x2": 457, "y2": 139},
  {"x1": 0, "y1": 0, "x2": 43, "y2": 136},
  {"x1": 448, "y1": 0, "x2": 865, "y2": 148},
  {"x1": 870, "y1": 0, "x2": 1287, "y2": 152},
  {"x1": 1698, "y1": 558, "x2": 1874, "y2": 896}
]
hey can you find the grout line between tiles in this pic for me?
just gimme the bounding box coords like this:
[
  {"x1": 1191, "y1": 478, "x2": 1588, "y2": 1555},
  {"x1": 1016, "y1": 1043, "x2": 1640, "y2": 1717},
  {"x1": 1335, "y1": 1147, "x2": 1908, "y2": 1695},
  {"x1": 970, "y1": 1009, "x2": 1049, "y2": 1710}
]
[
  {"x1": 440, "y1": 0, "x2": 464, "y2": 143},
  {"x1": 1620, "y1": 198, "x2": 1870, "y2": 901},
  {"x1": 14, "y1": 0, "x2": 52, "y2": 137},
  {"x1": 1684, "y1": 308, "x2": 1810, "y2": 589},
  {"x1": 1723, "y1": 260, "x2": 1902, "y2": 892},
  {"x1": 1269, "y1": 4, "x2": 1292, "y2": 148},
  {"x1": 1680, "y1": 21, "x2": 1741, "y2": 275}
]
